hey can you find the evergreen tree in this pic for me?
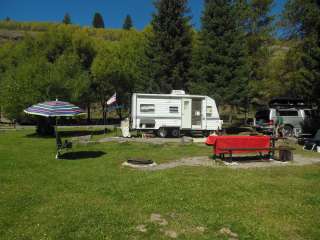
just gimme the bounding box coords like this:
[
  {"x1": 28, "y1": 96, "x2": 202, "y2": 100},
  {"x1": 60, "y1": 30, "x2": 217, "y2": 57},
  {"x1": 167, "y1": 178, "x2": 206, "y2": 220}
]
[
  {"x1": 5, "y1": 16, "x2": 10, "y2": 21},
  {"x1": 283, "y1": 0, "x2": 320, "y2": 103},
  {"x1": 123, "y1": 14, "x2": 133, "y2": 30},
  {"x1": 245, "y1": 0, "x2": 274, "y2": 54},
  {"x1": 148, "y1": 0, "x2": 193, "y2": 93},
  {"x1": 62, "y1": 13, "x2": 71, "y2": 24},
  {"x1": 245, "y1": 0, "x2": 274, "y2": 97},
  {"x1": 92, "y1": 12, "x2": 105, "y2": 28},
  {"x1": 191, "y1": 0, "x2": 249, "y2": 107}
]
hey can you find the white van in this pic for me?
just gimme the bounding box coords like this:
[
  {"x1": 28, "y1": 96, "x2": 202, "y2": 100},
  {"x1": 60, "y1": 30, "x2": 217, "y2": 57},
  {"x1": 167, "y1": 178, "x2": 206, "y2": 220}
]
[
  {"x1": 131, "y1": 90, "x2": 223, "y2": 137},
  {"x1": 254, "y1": 98, "x2": 317, "y2": 137}
]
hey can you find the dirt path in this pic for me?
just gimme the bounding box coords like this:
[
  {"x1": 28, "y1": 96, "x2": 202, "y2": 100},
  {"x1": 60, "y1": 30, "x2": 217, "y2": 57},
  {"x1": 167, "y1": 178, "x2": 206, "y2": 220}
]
[{"x1": 135, "y1": 154, "x2": 320, "y2": 171}]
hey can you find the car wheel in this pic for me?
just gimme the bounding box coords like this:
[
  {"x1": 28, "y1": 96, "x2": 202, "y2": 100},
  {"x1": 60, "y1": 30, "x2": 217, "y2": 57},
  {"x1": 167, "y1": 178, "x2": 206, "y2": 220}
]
[
  {"x1": 158, "y1": 128, "x2": 168, "y2": 138},
  {"x1": 171, "y1": 128, "x2": 180, "y2": 138},
  {"x1": 282, "y1": 125, "x2": 294, "y2": 137}
]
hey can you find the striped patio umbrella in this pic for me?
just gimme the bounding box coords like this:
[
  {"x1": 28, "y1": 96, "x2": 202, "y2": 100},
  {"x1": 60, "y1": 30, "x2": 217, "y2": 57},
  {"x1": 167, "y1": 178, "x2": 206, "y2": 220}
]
[
  {"x1": 24, "y1": 100, "x2": 85, "y2": 117},
  {"x1": 24, "y1": 100, "x2": 85, "y2": 158}
]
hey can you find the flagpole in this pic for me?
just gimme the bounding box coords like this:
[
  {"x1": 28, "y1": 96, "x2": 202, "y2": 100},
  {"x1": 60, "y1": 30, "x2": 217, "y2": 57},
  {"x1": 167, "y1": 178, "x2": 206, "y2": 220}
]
[{"x1": 105, "y1": 92, "x2": 116, "y2": 135}]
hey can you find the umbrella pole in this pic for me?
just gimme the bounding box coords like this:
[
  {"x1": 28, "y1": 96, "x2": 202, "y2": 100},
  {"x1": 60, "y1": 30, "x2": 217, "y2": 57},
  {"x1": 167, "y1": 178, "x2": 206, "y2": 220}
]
[
  {"x1": 55, "y1": 117, "x2": 59, "y2": 156},
  {"x1": 104, "y1": 106, "x2": 107, "y2": 135}
]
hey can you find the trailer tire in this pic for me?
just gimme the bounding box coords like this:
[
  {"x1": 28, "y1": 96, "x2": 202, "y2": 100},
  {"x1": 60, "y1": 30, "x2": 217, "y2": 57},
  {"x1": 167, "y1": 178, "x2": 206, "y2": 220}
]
[
  {"x1": 203, "y1": 131, "x2": 210, "y2": 137},
  {"x1": 158, "y1": 128, "x2": 168, "y2": 138},
  {"x1": 171, "y1": 128, "x2": 180, "y2": 138}
]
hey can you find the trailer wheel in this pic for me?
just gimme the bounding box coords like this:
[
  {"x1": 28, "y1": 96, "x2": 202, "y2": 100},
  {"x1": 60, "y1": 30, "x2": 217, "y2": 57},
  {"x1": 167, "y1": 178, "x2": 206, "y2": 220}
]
[
  {"x1": 171, "y1": 128, "x2": 180, "y2": 138},
  {"x1": 158, "y1": 128, "x2": 168, "y2": 138}
]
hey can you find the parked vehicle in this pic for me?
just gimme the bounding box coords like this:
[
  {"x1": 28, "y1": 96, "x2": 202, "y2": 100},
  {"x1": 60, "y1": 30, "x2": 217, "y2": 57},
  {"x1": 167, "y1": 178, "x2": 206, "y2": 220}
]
[
  {"x1": 130, "y1": 90, "x2": 223, "y2": 137},
  {"x1": 303, "y1": 129, "x2": 320, "y2": 151},
  {"x1": 254, "y1": 98, "x2": 316, "y2": 137}
]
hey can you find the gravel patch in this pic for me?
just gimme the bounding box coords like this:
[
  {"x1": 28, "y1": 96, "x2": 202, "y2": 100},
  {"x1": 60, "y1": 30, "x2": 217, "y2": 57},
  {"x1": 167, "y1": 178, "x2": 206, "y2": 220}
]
[
  {"x1": 142, "y1": 156, "x2": 215, "y2": 171},
  {"x1": 196, "y1": 226, "x2": 206, "y2": 233},
  {"x1": 227, "y1": 154, "x2": 320, "y2": 169},
  {"x1": 134, "y1": 154, "x2": 320, "y2": 171},
  {"x1": 99, "y1": 137, "x2": 206, "y2": 145},
  {"x1": 136, "y1": 224, "x2": 147, "y2": 233},
  {"x1": 218, "y1": 227, "x2": 239, "y2": 239},
  {"x1": 164, "y1": 230, "x2": 178, "y2": 238},
  {"x1": 150, "y1": 213, "x2": 168, "y2": 226}
]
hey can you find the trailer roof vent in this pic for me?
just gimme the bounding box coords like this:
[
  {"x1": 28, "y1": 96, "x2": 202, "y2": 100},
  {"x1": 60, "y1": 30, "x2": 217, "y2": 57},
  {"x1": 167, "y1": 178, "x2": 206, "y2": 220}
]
[{"x1": 171, "y1": 90, "x2": 185, "y2": 95}]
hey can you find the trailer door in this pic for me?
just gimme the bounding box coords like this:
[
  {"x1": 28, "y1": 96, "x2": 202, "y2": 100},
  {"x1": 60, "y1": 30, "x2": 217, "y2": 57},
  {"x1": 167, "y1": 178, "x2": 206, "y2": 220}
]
[
  {"x1": 182, "y1": 98, "x2": 192, "y2": 129},
  {"x1": 192, "y1": 99, "x2": 202, "y2": 129}
]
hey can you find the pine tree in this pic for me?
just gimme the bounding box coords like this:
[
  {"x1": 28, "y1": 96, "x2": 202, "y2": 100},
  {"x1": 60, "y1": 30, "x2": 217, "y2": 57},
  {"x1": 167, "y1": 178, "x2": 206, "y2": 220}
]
[
  {"x1": 283, "y1": 0, "x2": 320, "y2": 103},
  {"x1": 5, "y1": 16, "x2": 10, "y2": 21},
  {"x1": 123, "y1": 14, "x2": 133, "y2": 30},
  {"x1": 245, "y1": 0, "x2": 274, "y2": 53},
  {"x1": 92, "y1": 12, "x2": 105, "y2": 28},
  {"x1": 245, "y1": 0, "x2": 274, "y2": 87},
  {"x1": 191, "y1": 0, "x2": 249, "y2": 107},
  {"x1": 148, "y1": 0, "x2": 193, "y2": 93},
  {"x1": 62, "y1": 13, "x2": 71, "y2": 24}
]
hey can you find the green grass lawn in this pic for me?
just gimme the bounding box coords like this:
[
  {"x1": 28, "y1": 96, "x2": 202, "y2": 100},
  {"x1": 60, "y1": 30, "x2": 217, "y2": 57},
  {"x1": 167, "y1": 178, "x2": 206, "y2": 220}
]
[{"x1": 0, "y1": 130, "x2": 320, "y2": 240}]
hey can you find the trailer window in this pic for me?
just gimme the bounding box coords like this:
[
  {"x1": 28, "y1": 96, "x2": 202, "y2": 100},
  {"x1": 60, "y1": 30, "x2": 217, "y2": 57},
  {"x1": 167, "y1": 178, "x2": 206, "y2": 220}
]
[
  {"x1": 169, "y1": 106, "x2": 179, "y2": 113},
  {"x1": 206, "y1": 106, "x2": 213, "y2": 117},
  {"x1": 140, "y1": 104, "x2": 155, "y2": 113}
]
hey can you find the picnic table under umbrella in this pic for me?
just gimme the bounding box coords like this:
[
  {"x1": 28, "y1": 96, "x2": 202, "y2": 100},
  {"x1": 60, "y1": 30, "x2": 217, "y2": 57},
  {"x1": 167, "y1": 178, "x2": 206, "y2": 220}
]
[{"x1": 24, "y1": 100, "x2": 85, "y2": 158}]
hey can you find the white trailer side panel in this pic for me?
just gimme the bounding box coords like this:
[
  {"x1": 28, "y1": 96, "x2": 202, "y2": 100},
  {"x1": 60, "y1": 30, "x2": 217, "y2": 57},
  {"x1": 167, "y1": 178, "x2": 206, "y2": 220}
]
[
  {"x1": 136, "y1": 96, "x2": 181, "y2": 129},
  {"x1": 131, "y1": 94, "x2": 137, "y2": 129}
]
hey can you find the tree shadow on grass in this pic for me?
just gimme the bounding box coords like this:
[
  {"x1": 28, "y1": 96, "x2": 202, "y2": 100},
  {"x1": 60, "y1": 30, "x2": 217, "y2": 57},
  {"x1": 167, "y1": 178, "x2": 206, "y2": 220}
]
[
  {"x1": 25, "y1": 133, "x2": 55, "y2": 138},
  {"x1": 60, "y1": 151, "x2": 106, "y2": 160}
]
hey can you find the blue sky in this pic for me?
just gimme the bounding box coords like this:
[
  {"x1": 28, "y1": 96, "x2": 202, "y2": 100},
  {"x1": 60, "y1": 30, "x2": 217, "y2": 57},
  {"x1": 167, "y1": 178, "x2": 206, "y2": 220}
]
[{"x1": 1, "y1": 0, "x2": 286, "y2": 30}]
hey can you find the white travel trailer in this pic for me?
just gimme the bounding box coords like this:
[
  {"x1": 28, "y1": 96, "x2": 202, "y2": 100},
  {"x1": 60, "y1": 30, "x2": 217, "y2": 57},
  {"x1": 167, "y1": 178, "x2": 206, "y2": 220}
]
[{"x1": 131, "y1": 90, "x2": 223, "y2": 137}]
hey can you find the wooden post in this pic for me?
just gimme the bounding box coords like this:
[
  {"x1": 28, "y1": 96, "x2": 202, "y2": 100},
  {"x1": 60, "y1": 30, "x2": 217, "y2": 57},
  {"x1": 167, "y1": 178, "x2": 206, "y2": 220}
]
[{"x1": 279, "y1": 149, "x2": 293, "y2": 161}]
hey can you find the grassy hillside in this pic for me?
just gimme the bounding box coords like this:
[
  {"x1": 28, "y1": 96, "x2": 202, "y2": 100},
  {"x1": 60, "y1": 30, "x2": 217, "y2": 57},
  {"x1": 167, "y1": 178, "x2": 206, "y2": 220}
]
[{"x1": 0, "y1": 20, "x2": 145, "y2": 43}]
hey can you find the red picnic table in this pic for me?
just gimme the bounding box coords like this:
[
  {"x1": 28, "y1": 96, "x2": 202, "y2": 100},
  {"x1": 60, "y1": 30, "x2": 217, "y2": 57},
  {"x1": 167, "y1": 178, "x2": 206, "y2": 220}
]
[{"x1": 206, "y1": 135, "x2": 271, "y2": 159}]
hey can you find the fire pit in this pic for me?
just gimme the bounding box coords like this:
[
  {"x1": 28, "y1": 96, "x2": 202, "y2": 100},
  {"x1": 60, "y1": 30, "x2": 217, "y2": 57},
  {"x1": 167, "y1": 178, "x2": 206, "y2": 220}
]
[{"x1": 122, "y1": 159, "x2": 157, "y2": 168}]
